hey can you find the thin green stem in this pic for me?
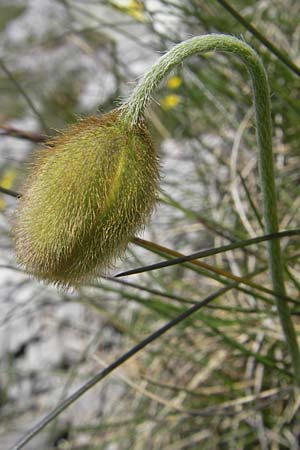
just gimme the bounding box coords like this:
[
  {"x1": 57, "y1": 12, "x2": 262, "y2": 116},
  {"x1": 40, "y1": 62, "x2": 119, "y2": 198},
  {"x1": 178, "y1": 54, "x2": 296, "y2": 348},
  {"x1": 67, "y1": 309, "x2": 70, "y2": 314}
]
[
  {"x1": 121, "y1": 34, "x2": 300, "y2": 384},
  {"x1": 8, "y1": 286, "x2": 228, "y2": 450},
  {"x1": 214, "y1": 0, "x2": 300, "y2": 78}
]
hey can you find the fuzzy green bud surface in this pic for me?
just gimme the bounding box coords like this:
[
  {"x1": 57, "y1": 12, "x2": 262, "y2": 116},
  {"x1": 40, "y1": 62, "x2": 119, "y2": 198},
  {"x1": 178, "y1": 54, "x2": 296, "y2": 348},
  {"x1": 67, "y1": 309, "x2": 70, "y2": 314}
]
[{"x1": 14, "y1": 110, "x2": 159, "y2": 288}]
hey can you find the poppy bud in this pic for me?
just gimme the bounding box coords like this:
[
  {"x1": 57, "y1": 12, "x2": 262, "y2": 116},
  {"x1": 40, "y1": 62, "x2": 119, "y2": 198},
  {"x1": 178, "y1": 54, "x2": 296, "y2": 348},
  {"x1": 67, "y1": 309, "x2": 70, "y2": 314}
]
[{"x1": 13, "y1": 110, "x2": 159, "y2": 288}]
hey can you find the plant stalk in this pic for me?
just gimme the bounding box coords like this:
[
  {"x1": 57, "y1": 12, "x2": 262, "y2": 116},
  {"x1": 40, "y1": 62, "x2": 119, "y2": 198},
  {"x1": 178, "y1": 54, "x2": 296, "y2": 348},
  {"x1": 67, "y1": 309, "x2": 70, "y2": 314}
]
[{"x1": 122, "y1": 34, "x2": 300, "y2": 384}]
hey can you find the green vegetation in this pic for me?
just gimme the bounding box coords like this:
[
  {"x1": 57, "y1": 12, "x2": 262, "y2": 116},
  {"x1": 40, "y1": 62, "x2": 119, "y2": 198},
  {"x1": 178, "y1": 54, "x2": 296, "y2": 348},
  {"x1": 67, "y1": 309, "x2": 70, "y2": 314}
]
[{"x1": 1, "y1": 1, "x2": 300, "y2": 449}]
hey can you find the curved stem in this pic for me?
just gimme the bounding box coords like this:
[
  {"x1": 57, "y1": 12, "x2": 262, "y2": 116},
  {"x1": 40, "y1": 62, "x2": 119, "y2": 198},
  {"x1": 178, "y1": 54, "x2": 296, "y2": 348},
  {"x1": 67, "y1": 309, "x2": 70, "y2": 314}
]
[{"x1": 121, "y1": 34, "x2": 300, "y2": 384}]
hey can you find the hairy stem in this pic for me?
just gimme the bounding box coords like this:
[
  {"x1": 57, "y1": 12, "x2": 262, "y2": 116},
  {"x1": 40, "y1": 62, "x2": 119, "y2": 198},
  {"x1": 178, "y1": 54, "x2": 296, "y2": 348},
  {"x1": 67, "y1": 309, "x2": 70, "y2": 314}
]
[{"x1": 122, "y1": 34, "x2": 300, "y2": 384}]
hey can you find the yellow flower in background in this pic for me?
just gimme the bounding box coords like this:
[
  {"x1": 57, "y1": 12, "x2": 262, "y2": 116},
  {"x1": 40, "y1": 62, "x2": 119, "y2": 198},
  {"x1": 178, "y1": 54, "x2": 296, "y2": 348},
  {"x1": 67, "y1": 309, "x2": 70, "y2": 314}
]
[
  {"x1": 161, "y1": 94, "x2": 181, "y2": 110},
  {"x1": 128, "y1": 0, "x2": 145, "y2": 21},
  {"x1": 166, "y1": 76, "x2": 182, "y2": 89},
  {"x1": 0, "y1": 168, "x2": 17, "y2": 210},
  {"x1": 110, "y1": 0, "x2": 145, "y2": 22}
]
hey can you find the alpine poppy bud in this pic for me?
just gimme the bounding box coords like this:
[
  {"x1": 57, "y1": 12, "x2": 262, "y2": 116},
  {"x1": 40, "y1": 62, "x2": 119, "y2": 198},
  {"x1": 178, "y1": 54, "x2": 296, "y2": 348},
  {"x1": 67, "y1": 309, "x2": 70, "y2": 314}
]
[{"x1": 13, "y1": 109, "x2": 159, "y2": 288}]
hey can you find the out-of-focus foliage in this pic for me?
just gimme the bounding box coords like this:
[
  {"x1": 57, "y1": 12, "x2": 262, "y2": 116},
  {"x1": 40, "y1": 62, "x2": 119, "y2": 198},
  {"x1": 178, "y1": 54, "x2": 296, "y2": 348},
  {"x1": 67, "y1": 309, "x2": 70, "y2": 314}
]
[{"x1": 1, "y1": 1, "x2": 300, "y2": 449}]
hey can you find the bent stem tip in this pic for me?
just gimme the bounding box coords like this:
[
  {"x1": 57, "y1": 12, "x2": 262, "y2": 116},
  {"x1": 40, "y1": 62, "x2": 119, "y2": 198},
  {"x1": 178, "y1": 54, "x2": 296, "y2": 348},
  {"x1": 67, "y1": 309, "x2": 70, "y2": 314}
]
[{"x1": 121, "y1": 34, "x2": 300, "y2": 384}]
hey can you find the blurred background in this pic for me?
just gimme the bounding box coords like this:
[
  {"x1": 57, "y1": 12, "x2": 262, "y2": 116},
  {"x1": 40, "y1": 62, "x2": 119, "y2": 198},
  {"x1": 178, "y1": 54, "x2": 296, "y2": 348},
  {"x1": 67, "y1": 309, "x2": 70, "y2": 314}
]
[{"x1": 1, "y1": 1, "x2": 300, "y2": 449}]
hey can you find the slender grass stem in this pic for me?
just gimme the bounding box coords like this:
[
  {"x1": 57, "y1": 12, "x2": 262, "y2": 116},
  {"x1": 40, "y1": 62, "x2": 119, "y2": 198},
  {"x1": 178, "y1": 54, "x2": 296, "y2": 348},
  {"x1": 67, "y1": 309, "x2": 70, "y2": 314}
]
[
  {"x1": 121, "y1": 34, "x2": 300, "y2": 384},
  {"x1": 8, "y1": 286, "x2": 228, "y2": 450},
  {"x1": 215, "y1": 0, "x2": 300, "y2": 78}
]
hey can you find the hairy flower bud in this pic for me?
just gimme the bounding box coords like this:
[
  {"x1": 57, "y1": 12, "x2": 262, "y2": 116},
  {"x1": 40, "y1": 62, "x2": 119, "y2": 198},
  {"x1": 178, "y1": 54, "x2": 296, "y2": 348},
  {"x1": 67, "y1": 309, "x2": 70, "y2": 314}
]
[{"x1": 13, "y1": 110, "x2": 159, "y2": 288}]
